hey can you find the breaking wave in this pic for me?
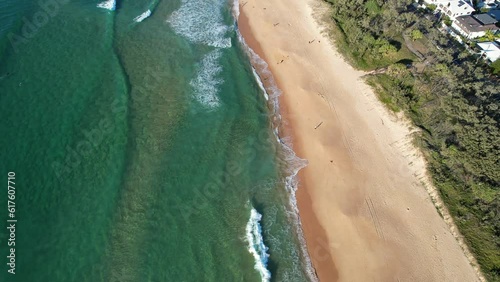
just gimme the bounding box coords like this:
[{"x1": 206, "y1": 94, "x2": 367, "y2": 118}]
[
  {"x1": 252, "y1": 67, "x2": 268, "y2": 101},
  {"x1": 167, "y1": 0, "x2": 232, "y2": 48},
  {"x1": 97, "y1": 0, "x2": 116, "y2": 11},
  {"x1": 246, "y1": 208, "x2": 272, "y2": 282},
  {"x1": 134, "y1": 10, "x2": 151, "y2": 22}
]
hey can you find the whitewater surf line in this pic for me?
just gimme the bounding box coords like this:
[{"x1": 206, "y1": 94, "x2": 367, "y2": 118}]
[
  {"x1": 97, "y1": 0, "x2": 116, "y2": 11},
  {"x1": 167, "y1": 0, "x2": 232, "y2": 48},
  {"x1": 246, "y1": 208, "x2": 271, "y2": 282},
  {"x1": 134, "y1": 10, "x2": 151, "y2": 23},
  {"x1": 251, "y1": 67, "x2": 268, "y2": 101}
]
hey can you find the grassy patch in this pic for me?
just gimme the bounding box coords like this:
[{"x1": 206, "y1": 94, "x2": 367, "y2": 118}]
[
  {"x1": 365, "y1": 75, "x2": 401, "y2": 112},
  {"x1": 365, "y1": 0, "x2": 381, "y2": 15}
]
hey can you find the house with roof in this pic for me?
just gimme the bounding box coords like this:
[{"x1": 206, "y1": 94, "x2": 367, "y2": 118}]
[
  {"x1": 442, "y1": 1, "x2": 475, "y2": 19},
  {"x1": 477, "y1": 40, "x2": 500, "y2": 62},
  {"x1": 452, "y1": 14, "x2": 499, "y2": 38},
  {"x1": 426, "y1": 0, "x2": 475, "y2": 19}
]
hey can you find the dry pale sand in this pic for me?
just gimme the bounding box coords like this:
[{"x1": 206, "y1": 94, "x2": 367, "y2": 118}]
[{"x1": 238, "y1": 0, "x2": 484, "y2": 281}]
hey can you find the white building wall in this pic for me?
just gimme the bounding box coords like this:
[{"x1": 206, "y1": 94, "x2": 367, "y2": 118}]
[
  {"x1": 451, "y1": 21, "x2": 486, "y2": 38},
  {"x1": 426, "y1": 0, "x2": 475, "y2": 19}
]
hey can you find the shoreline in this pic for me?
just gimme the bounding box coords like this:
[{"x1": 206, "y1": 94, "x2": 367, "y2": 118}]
[
  {"x1": 238, "y1": 9, "x2": 338, "y2": 281},
  {"x1": 238, "y1": 0, "x2": 482, "y2": 281}
]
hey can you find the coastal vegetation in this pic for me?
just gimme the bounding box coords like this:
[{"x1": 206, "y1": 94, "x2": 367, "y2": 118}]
[
  {"x1": 323, "y1": 0, "x2": 500, "y2": 280},
  {"x1": 492, "y1": 59, "x2": 500, "y2": 74}
]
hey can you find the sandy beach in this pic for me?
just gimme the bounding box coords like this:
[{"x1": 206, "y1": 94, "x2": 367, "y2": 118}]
[{"x1": 238, "y1": 0, "x2": 483, "y2": 281}]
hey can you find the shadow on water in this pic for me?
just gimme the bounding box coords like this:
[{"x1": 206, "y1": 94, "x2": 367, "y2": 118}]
[
  {"x1": 268, "y1": 260, "x2": 280, "y2": 282},
  {"x1": 115, "y1": 0, "x2": 124, "y2": 10}
]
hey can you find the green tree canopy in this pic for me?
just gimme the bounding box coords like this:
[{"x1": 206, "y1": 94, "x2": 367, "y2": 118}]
[
  {"x1": 376, "y1": 39, "x2": 397, "y2": 56},
  {"x1": 411, "y1": 29, "x2": 423, "y2": 41}
]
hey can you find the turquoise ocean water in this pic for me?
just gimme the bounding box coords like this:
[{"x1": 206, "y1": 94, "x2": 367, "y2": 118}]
[{"x1": 0, "y1": 0, "x2": 314, "y2": 281}]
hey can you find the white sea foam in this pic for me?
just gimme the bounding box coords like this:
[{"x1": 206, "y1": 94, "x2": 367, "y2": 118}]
[
  {"x1": 134, "y1": 10, "x2": 151, "y2": 22},
  {"x1": 237, "y1": 32, "x2": 281, "y2": 106},
  {"x1": 252, "y1": 67, "x2": 268, "y2": 101},
  {"x1": 231, "y1": 0, "x2": 240, "y2": 20},
  {"x1": 190, "y1": 50, "x2": 223, "y2": 109},
  {"x1": 97, "y1": 0, "x2": 115, "y2": 11},
  {"x1": 167, "y1": 0, "x2": 232, "y2": 48},
  {"x1": 246, "y1": 208, "x2": 271, "y2": 282}
]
